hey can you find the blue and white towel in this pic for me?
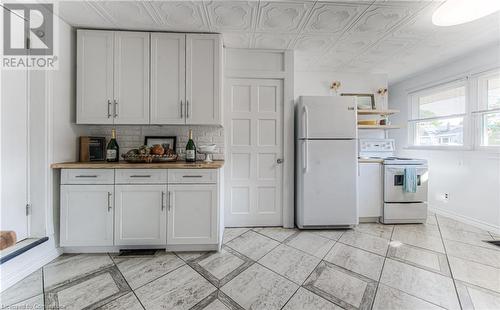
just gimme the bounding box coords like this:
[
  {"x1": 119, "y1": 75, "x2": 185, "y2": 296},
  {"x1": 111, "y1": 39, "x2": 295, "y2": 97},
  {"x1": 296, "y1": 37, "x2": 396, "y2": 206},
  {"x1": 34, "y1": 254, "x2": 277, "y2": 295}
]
[{"x1": 403, "y1": 167, "x2": 417, "y2": 193}]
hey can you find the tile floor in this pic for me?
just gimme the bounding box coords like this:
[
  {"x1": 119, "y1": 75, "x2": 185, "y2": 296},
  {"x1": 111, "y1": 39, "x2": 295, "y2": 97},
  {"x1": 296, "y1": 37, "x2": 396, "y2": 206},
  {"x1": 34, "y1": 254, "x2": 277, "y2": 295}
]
[{"x1": 2, "y1": 213, "x2": 500, "y2": 310}]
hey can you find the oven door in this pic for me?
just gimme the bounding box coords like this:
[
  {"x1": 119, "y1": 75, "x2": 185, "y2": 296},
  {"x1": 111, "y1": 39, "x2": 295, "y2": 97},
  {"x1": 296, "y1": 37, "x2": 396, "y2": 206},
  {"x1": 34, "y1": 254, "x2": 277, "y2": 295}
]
[{"x1": 384, "y1": 165, "x2": 428, "y2": 203}]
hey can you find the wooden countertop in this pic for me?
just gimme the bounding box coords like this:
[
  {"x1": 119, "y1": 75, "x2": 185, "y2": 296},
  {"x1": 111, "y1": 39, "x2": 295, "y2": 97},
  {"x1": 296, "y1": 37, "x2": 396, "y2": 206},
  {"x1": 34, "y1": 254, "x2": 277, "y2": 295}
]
[
  {"x1": 51, "y1": 160, "x2": 224, "y2": 169},
  {"x1": 358, "y1": 158, "x2": 384, "y2": 163}
]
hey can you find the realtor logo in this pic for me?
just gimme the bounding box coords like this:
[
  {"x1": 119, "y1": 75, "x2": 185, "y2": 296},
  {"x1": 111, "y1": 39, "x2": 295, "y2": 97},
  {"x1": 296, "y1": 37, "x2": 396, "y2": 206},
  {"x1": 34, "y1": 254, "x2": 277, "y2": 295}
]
[{"x1": 2, "y1": 2, "x2": 58, "y2": 69}]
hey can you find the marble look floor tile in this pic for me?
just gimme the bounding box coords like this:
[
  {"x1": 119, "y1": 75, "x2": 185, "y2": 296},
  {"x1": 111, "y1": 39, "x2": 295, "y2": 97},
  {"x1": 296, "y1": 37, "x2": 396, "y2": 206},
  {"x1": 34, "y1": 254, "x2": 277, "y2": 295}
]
[
  {"x1": 191, "y1": 291, "x2": 238, "y2": 310},
  {"x1": 283, "y1": 287, "x2": 342, "y2": 310},
  {"x1": 253, "y1": 227, "x2": 297, "y2": 242},
  {"x1": 393, "y1": 224, "x2": 442, "y2": 238},
  {"x1": 440, "y1": 225, "x2": 496, "y2": 250},
  {"x1": 339, "y1": 230, "x2": 389, "y2": 256},
  {"x1": 448, "y1": 256, "x2": 500, "y2": 293},
  {"x1": 1, "y1": 269, "x2": 43, "y2": 306},
  {"x1": 202, "y1": 299, "x2": 231, "y2": 310},
  {"x1": 354, "y1": 223, "x2": 394, "y2": 240},
  {"x1": 226, "y1": 230, "x2": 279, "y2": 260},
  {"x1": 372, "y1": 284, "x2": 444, "y2": 310},
  {"x1": 285, "y1": 231, "x2": 336, "y2": 259},
  {"x1": 303, "y1": 261, "x2": 376, "y2": 309},
  {"x1": 135, "y1": 265, "x2": 216, "y2": 310},
  {"x1": 221, "y1": 263, "x2": 298, "y2": 310},
  {"x1": 175, "y1": 251, "x2": 207, "y2": 262},
  {"x1": 43, "y1": 254, "x2": 114, "y2": 290},
  {"x1": 259, "y1": 244, "x2": 321, "y2": 284},
  {"x1": 437, "y1": 215, "x2": 490, "y2": 234},
  {"x1": 113, "y1": 251, "x2": 185, "y2": 289},
  {"x1": 444, "y1": 239, "x2": 500, "y2": 268},
  {"x1": 387, "y1": 242, "x2": 450, "y2": 276},
  {"x1": 100, "y1": 292, "x2": 144, "y2": 310},
  {"x1": 190, "y1": 246, "x2": 252, "y2": 287},
  {"x1": 380, "y1": 259, "x2": 460, "y2": 309},
  {"x1": 456, "y1": 281, "x2": 500, "y2": 310},
  {"x1": 310, "y1": 230, "x2": 345, "y2": 241},
  {"x1": 45, "y1": 266, "x2": 130, "y2": 310},
  {"x1": 324, "y1": 243, "x2": 385, "y2": 281},
  {"x1": 9, "y1": 294, "x2": 44, "y2": 310},
  {"x1": 427, "y1": 214, "x2": 438, "y2": 226},
  {"x1": 391, "y1": 226, "x2": 445, "y2": 253},
  {"x1": 223, "y1": 228, "x2": 250, "y2": 244}
]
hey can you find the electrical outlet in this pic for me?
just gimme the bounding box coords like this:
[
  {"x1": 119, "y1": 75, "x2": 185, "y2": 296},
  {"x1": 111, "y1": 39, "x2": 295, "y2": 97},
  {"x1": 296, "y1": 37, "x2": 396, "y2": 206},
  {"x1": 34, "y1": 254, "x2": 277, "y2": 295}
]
[{"x1": 443, "y1": 193, "x2": 449, "y2": 201}]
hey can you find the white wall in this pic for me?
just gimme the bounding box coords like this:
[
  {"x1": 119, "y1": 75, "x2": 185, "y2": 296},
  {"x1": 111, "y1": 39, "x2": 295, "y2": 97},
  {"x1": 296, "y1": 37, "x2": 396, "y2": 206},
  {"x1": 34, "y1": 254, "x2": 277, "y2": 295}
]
[{"x1": 389, "y1": 44, "x2": 500, "y2": 231}]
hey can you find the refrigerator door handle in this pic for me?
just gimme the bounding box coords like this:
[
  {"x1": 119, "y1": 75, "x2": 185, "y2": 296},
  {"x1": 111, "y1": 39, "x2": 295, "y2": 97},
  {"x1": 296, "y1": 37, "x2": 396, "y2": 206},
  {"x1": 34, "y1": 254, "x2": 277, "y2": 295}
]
[
  {"x1": 303, "y1": 140, "x2": 308, "y2": 173},
  {"x1": 303, "y1": 105, "x2": 309, "y2": 138}
]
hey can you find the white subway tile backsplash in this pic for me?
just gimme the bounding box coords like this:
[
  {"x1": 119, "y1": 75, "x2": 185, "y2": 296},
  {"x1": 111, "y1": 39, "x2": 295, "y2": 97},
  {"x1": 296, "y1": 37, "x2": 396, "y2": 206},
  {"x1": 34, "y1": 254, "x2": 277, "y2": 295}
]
[{"x1": 81, "y1": 125, "x2": 225, "y2": 159}]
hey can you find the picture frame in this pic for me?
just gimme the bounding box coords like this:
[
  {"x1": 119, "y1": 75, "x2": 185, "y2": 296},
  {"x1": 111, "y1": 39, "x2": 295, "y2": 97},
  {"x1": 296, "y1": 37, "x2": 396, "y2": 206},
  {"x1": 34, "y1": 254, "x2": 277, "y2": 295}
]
[
  {"x1": 144, "y1": 136, "x2": 177, "y2": 153},
  {"x1": 341, "y1": 93, "x2": 376, "y2": 110}
]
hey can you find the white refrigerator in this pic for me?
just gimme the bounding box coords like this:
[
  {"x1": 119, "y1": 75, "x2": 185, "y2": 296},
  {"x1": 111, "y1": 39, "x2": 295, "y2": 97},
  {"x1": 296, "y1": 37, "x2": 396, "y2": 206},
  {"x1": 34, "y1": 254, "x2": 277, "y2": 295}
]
[{"x1": 296, "y1": 96, "x2": 358, "y2": 228}]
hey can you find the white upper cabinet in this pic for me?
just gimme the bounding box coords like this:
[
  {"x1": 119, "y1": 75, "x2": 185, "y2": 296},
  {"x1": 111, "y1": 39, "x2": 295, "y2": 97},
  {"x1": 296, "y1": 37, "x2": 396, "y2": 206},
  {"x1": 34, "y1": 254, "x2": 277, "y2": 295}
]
[
  {"x1": 186, "y1": 34, "x2": 222, "y2": 125},
  {"x1": 150, "y1": 33, "x2": 186, "y2": 125},
  {"x1": 76, "y1": 30, "x2": 114, "y2": 124},
  {"x1": 113, "y1": 32, "x2": 150, "y2": 124}
]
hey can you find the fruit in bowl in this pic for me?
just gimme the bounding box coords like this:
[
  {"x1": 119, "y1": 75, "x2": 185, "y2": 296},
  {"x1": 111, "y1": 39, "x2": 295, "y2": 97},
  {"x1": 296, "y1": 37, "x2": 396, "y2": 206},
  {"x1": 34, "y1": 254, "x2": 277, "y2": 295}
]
[{"x1": 151, "y1": 144, "x2": 165, "y2": 155}]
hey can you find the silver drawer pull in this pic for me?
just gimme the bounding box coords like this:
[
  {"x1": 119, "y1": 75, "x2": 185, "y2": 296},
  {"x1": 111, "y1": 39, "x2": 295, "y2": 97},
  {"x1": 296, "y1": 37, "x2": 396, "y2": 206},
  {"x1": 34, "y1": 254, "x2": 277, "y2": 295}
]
[
  {"x1": 75, "y1": 175, "x2": 98, "y2": 178},
  {"x1": 130, "y1": 175, "x2": 152, "y2": 178},
  {"x1": 182, "y1": 175, "x2": 203, "y2": 178}
]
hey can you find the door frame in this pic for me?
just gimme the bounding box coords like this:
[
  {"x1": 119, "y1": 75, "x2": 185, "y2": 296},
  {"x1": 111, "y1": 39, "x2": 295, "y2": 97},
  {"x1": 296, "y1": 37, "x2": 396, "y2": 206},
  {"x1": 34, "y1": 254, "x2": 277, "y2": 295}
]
[{"x1": 224, "y1": 49, "x2": 294, "y2": 228}]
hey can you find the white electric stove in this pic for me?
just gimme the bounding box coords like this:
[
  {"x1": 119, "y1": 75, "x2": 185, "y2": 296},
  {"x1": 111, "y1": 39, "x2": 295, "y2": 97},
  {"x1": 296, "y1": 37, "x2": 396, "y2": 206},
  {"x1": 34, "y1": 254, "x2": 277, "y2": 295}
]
[{"x1": 359, "y1": 139, "x2": 429, "y2": 224}]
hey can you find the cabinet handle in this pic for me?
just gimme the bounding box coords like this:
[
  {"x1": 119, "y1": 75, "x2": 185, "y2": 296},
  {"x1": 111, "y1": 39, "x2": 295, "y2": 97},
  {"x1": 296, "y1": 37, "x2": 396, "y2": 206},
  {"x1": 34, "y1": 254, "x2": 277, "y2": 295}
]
[
  {"x1": 161, "y1": 191, "x2": 166, "y2": 211},
  {"x1": 180, "y1": 100, "x2": 183, "y2": 118},
  {"x1": 186, "y1": 100, "x2": 189, "y2": 118},
  {"x1": 107, "y1": 192, "x2": 112, "y2": 212},
  {"x1": 107, "y1": 100, "x2": 112, "y2": 118},
  {"x1": 114, "y1": 99, "x2": 118, "y2": 118},
  {"x1": 182, "y1": 175, "x2": 203, "y2": 178},
  {"x1": 168, "y1": 191, "x2": 172, "y2": 211},
  {"x1": 75, "y1": 175, "x2": 98, "y2": 178},
  {"x1": 129, "y1": 175, "x2": 151, "y2": 178}
]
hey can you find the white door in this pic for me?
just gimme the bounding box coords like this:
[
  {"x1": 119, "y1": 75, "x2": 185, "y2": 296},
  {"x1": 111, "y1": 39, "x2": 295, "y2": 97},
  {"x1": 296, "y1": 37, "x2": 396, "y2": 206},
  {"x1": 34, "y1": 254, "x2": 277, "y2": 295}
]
[
  {"x1": 1, "y1": 65, "x2": 29, "y2": 240},
  {"x1": 76, "y1": 30, "x2": 114, "y2": 124},
  {"x1": 298, "y1": 140, "x2": 358, "y2": 226},
  {"x1": 358, "y1": 163, "x2": 383, "y2": 218},
  {"x1": 185, "y1": 34, "x2": 222, "y2": 125},
  {"x1": 150, "y1": 33, "x2": 186, "y2": 124},
  {"x1": 60, "y1": 185, "x2": 114, "y2": 246},
  {"x1": 115, "y1": 185, "x2": 167, "y2": 245},
  {"x1": 225, "y1": 78, "x2": 283, "y2": 227},
  {"x1": 298, "y1": 96, "x2": 357, "y2": 139},
  {"x1": 167, "y1": 184, "x2": 218, "y2": 245},
  {"x1": 114, "y1": 32, "x2": 150, "y2": 124}
]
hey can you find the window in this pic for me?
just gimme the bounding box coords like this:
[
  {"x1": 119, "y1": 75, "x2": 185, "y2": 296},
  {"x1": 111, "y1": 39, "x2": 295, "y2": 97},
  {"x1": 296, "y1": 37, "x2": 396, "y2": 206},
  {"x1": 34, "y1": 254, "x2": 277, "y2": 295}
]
[
  {"x1": 476, "y1": 71, "x2": 500, "y2": 147},
  {"x1": 409, "y1": 82, "x2": 467, "y2": 147}
]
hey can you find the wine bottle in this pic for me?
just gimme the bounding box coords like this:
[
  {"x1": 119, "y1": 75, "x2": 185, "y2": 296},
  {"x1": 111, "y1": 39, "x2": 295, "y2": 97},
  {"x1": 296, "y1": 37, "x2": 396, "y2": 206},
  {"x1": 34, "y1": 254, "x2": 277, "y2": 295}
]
[
  {"x1": 185, "y1": 129, "x2": 196, "y2": 162},
  {"x1": 106, "y1": 128, "x2": 119, "y2": 162}
]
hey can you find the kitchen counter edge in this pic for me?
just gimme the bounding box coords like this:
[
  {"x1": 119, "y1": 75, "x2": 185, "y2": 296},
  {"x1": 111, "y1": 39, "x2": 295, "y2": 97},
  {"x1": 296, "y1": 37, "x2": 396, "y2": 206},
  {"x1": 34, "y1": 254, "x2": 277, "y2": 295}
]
[{"x1": 51, "y1": 160, "x2": 224, "y2": 169}]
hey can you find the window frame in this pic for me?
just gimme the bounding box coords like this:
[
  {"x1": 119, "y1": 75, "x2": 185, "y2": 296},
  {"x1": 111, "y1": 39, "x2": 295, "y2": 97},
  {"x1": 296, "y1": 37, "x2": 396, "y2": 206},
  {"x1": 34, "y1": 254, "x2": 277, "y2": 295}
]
[
  {"x1": 472, "y1": 69, "x2": 500, "y2": 150},
  {"x1": 407, "y1": 79, "x2": 471, "y2": 150}
]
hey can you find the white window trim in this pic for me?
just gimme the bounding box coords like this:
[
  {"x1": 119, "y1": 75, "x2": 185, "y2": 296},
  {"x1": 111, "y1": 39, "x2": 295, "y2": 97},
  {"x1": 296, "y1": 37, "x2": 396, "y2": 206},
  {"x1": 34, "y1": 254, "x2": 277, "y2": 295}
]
[{"x1": 407, "y1": 79, "x2": 471, "y2": 150}]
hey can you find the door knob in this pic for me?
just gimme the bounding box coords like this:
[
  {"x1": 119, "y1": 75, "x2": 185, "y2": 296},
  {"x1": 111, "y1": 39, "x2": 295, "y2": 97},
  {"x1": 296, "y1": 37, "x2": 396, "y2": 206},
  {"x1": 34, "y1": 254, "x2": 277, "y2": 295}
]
[{"x1": 277, "y1": 158, "x2": 284, "y2": 164}]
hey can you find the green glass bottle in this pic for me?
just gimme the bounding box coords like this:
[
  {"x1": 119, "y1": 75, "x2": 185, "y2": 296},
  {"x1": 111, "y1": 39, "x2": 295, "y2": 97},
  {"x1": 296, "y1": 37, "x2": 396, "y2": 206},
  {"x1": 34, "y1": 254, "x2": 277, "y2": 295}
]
[
  {"x1": 185, "y1": 129, "x2": 196, "y2": 162},
  {"x1": 106, "y1": 128, "x2": 119, "y2": 162}
]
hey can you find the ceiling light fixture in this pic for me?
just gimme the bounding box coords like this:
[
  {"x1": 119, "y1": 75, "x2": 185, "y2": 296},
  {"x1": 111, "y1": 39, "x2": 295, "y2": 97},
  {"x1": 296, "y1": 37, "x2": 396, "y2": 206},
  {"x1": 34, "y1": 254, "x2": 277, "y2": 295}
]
[{"x1": 432, "y1": 0, "x2": 500, "y2": 26}]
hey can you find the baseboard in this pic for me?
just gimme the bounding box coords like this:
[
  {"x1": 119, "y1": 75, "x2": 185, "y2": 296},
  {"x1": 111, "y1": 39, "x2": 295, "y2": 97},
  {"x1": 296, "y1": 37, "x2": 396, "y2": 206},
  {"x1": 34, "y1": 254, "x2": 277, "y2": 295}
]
[
  {"x1": 0, "y1": 238, "x2": 62, "y2": 292},
  {"x1": 429, "y1": 206, "x2": 500, "y2": 234}
]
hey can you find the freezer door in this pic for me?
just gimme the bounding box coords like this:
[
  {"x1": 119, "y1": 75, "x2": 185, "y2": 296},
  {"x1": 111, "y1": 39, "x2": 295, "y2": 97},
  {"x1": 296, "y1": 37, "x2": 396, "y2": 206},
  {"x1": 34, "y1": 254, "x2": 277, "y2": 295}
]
[
  {"x1": 296, "y1": 139, "x2": 358, "y2": 226},
  {"x1": 297, "y1": 96, "x2": 357, "y2": 139}
]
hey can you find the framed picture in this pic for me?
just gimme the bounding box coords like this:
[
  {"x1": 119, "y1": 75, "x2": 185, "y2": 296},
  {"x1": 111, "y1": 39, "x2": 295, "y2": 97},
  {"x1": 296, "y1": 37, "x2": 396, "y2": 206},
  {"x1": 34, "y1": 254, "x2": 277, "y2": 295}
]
[
  {"x1": 341, "y1": 93, "x2": 376, "y2": 110},
  {"x1": 144, "y1": 136, "x2": 177, "y2": 153}
]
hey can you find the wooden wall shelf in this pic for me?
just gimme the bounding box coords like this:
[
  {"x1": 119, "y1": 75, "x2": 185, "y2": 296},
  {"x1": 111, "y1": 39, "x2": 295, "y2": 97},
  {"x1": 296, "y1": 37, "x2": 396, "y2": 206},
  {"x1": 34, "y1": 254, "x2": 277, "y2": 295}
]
[
  {"x1": 357, "y1": 125, "x2": 400, "y2": 129},
  {"x1": 357, "y1": 109, "x2": 399, "y2": 115}
]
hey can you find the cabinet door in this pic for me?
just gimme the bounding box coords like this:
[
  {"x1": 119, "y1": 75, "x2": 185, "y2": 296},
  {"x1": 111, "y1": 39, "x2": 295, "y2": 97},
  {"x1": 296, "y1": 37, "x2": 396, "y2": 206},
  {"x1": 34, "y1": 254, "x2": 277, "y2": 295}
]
[
  {"x1": 167, "y1": 184, "x2": 218, "y2": 245},
  {"x1": 358, "y1": 163, "x2": 383, "y2": 218},
  {"x1": 76, "y1": 30, "x2": 114, "y2": 124},
  {"x1": 60, "y1": 185, "x2": 114, "y2": 246},
  {"x1": 114, "y1": 32, "x2": 150, "y2": 124},
  {"x1": 150, "y1": 33, "x2": 186, "y2": 124},
  {"x1": 115, "y1": 185, "x2": 167, "y2": 245},
  {"x1": 185, "y1": 34, "x2": 222, "y2": 125}
]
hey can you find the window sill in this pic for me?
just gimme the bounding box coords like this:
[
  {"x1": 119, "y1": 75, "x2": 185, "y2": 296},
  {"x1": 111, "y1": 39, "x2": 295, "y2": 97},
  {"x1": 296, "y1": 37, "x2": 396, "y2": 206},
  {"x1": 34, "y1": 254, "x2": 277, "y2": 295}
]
[{"x1": 404, "y1": 145, "x2": 471, "y2": 151}]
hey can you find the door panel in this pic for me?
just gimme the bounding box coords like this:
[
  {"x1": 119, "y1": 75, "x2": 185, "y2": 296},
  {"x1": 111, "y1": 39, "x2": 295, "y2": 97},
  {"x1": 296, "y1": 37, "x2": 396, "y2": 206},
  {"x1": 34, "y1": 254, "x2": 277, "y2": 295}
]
[
  {"x1": 76, "y1": 30, "x2": 114, "y2": 124},
  {"x1": 114, "y1": 32, "x2": 150, "y2": 124},
  {"x1": 60, "y1": 185, "x2": 114, "y2": 246},
  {"x1": 167, "y1": 184, "x2": 218, "y2": 245},
  {"x1": 115, "y1": 185, "x2": 167, "y2": 245},
  {"x1": 225, "y1": 78, "x2": 283, "y2": 226},
  {"x1": 150, "y1": 33, "x2": 185, "y2": 124},
  {"x1": 186, "y1": 34, "x2": 221, "y2": 125}
]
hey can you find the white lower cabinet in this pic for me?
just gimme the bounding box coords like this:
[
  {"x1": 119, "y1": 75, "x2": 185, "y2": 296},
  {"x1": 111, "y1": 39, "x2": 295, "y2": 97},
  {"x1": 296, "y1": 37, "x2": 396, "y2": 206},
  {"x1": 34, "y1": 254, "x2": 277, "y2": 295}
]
[
  {"x1": 358, "y1": 163, "x2": 383, "y2": 219},
  {"x1": 60, "y1": 185, "x2": 114, "y2": 246},
  {"x1": 114, "y1": 185, "x2": 167, "y2": 246},
  {"x1": 167, "y1": 184, "x2": 218, "y2": 245}
]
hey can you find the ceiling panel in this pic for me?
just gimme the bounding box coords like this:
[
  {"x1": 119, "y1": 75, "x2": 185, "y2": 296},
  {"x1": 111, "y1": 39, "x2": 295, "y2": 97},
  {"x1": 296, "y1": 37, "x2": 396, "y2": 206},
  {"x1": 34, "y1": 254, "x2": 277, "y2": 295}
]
[
  {"x1": 255, "y1": 1, "x2": 313, "y2": 33},
  {"x1": 205, "y1": 1, "x2": 257, "y2": 32}
]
